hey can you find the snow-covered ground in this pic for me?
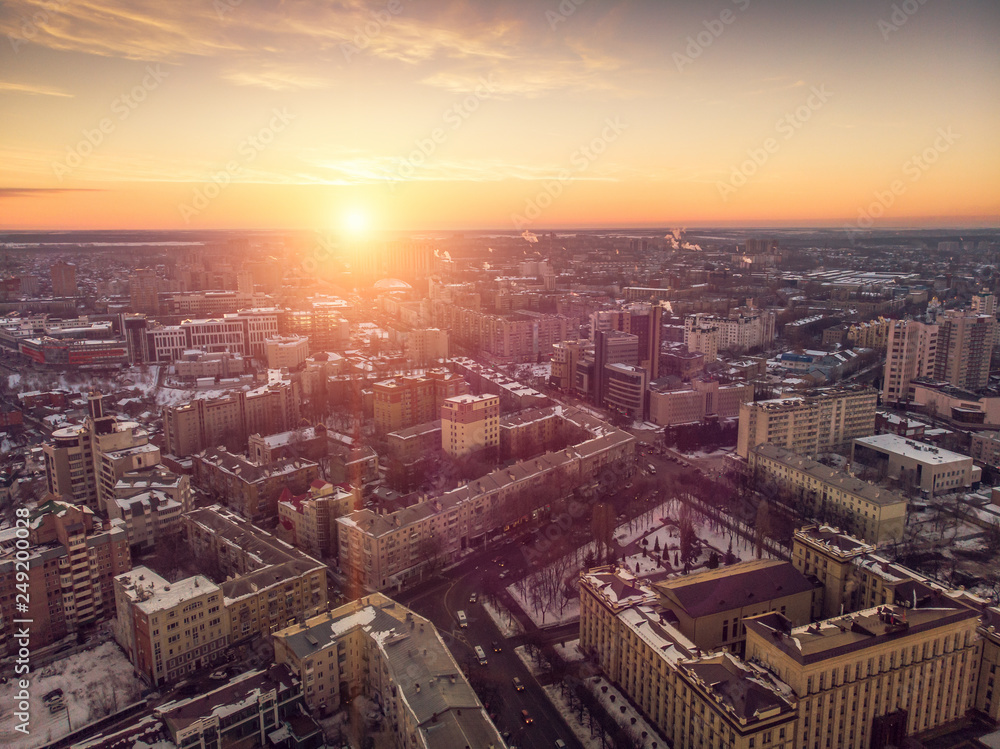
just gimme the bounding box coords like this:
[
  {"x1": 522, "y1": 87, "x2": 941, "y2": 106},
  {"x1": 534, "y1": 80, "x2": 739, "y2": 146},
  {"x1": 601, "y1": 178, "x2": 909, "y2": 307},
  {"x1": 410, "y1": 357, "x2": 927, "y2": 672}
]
[
  {"x1": 587, "y1": 675, "x2": 665, "y2": 749},
  {"x1": 514, "y1": 645, "x2": 546, "y2": 678},
  {"x1": 483, "y1": 599, "x2": 524, "y2": 638},
  {"x1": 542, "y1": 684, "x2": 603, "y2": 749},
  {"x1": 0, "y1": 642, "x2": 145, "y2": 748}
]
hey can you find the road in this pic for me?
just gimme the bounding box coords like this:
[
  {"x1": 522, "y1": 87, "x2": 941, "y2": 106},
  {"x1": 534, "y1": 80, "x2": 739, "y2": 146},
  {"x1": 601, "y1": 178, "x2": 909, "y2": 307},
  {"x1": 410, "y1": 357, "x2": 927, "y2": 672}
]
[{"x1": 396, "y1": 543, "x2": 584, "y2": 749}]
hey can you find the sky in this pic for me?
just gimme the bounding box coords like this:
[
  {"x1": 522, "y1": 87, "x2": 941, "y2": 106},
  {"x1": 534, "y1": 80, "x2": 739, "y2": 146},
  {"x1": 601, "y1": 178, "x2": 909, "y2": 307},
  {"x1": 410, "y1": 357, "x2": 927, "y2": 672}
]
[{"x1": 0, "y1": 0, "x2": 998, "y2": 232}]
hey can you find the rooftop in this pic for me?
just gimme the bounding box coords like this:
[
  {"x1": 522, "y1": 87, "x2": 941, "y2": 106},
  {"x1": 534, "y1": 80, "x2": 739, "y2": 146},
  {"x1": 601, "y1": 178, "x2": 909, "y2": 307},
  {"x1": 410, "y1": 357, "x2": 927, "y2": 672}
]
[
  {"x1": 656, "y1": 560, "x2": 816, "y2": 619},
  {"x1": 853, "y1": 433, "x2": 972, "y2": 465}
]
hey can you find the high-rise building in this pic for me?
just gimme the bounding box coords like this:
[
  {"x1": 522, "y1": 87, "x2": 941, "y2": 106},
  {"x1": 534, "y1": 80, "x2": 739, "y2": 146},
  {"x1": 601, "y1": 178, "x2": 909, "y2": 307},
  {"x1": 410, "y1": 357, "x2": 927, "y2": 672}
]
[
  {"x1": 736, "y1": 386, "x2": 877, "y2": 459},
  {"x1": 372, "y1": 370, "x2": 469, "y2": 433},
  {"x1": 593, "y1": 329, "x2": 639, "y2": 405},
  {"x1": 972, "y1": 291, "x2": 997, "y2": 317},
  {"x1": 603, "y1": 363, "x2": 647, "y2": 418},
  {"x1": 129, "y1": 268, "x2": 161, "y2": 315},
  {"x1": 162, "y1": 377, "x2": 301, "y2": 457},
  {"x1": 551, "y1": 339, "x2": 586, "y2": 390},
  {"x1": 934, "y1": 309, "x2": 997, "y2": 391},
  {"x1": 0, "y1": 499, "x2": 131, "y2": 657},
  {"x1": 44, "y1": 393, "x2": 159, "y2": 514},
  {"x1": 441, "y1": 393, "x2": 499, "y2": 457},
  {"x1": 50, "y1": 260, "x2": 77, "y2": 298},
  {"x1": 744, "y1": 238, "x2": 779, "y2": 254},
  {"x1": 883, "y1": 319, "x2": 939, "y2": 404},
  {"x1": 589, "y1": 303, "x2": 662, "y2": 379}
]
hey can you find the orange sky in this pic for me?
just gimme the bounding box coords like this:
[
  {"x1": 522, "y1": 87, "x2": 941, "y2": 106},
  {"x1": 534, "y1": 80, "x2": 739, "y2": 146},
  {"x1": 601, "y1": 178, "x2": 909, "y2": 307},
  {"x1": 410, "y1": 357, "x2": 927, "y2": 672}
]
[{"x1": 1, "y1": 0, "x2": 998, "y2": 231}]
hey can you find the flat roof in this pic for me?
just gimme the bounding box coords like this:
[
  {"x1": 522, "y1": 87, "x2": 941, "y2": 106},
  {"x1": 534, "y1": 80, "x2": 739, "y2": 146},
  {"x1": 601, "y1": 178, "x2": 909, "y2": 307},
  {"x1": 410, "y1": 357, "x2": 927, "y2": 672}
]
[{"x1": 853, "y1": 433, "x2": 971, "y2": 465}]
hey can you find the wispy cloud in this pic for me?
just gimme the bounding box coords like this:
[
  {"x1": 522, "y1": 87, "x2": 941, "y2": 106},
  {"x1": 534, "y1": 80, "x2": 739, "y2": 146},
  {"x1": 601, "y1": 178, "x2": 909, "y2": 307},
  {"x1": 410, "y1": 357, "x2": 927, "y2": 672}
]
[
  {"x1": 0, "y1": 187, "x2": 102, "y2": 198},
  {"x1": 0, "y1": 0, "x2": 634, "y2": 96},
  {"x1": 0, "y1": 81, "x2": 74, "y2": 97}
]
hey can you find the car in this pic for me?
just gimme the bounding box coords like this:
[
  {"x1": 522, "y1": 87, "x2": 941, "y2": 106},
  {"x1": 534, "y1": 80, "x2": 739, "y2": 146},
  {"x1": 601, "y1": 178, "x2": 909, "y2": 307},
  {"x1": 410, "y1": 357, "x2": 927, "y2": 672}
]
[
  {"x1": 499, "y1": 570, "x2": 509, "y2": 580},
  {"x1": 209, "y1": 670, "x2": 228, "y2": 680},
  {"x1": 555, "y1": 741, "x2": 568, "y2": 748},
  {"x1": 469, "y1": 592, "x2": 478, "y2": 603},
  {"x1": 492, "y1": 640, "x2": 501, "y2": 652},
  {"x1": 521, "y1": 709, "x2": 533, "y2": 725},
  {"x1": 513, "y1": 676, "x2": 524, "y2": 691}
]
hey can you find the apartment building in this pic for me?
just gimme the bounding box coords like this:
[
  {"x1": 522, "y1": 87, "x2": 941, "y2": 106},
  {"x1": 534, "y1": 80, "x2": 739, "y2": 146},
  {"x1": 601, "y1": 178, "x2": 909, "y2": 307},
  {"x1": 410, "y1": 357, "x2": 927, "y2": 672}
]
[
  {"x1": 248, "y1": 423, "x2": 329, "y2": 464},
  {"x1": 372, "y1": 370, "x2": 469, "y2": 433},
  {"x1": 852, "y1": 433, "x2": 980, "y2": 496},
  {"x1": 684, "y1": 323, "x2": 719, "y2": 362},
  {"x1": 440, "y1": 393, "x2": 499, "y2": 457},
  {"x1": 44, "y1": 393, "x2": 158, "y2": 514},
  {"x1": 402, "y1": 327, "x2": 449, "y2": 365},
  {"x1": 277, "y1": 480, "x2": 359, "y2": 559},
  {"x1": 448, "y1": 356, "x2": 550, "y2": 412},
  {"x1": 649, "y1": 379, "x2": 753, "y2": 427},
  {"x1": 339, "y1": 409, "x2": 634, "y2": 591},
  {"x1": 934, "y1": 309, "x2": 997, "y2": 392},
  {"x1": 280, "y1": 300, "x2": 351, "y2": 351},
  {"x1": 156, "y1": 665, "x2": 307, "y2": 748},
  {"x1": 848, "y1": 317, "x2": 891, "y2": 350},
  {"x1": 971, "y1": 431, "x2": 1000, "y2": 469},
  {"x1": 499, "y1": 406, "x2": 578, "y2": 461},
  {"x1": 51, "y1": 260, "x2": 77, "y2": 298},
  {"x1": 192, "y1": 449, "x2": 319, "y2": 521},
  {"x1": 113, "y1": 567, "x2": 228, "y2": 686},
  {"x1": 129, "y1": 268, "x2": 160, "y2": 315},
  {"x1": 431, "y1": 299, "x2": 578, "y2": 364},
  {"x1": 736, "y1": 386, "x2": 878, "y2": 459},
  {"x1": 685, "y1": 309, "x2": 776, "y2": 353},
  {"x1": 750, "y1": 444, "x2": 908, "y2": 544},
  {"x1": 109, "y1": 467, "x2": 192, "y2": 550},
  {"x1": 264, "y1": 334, "x2": 310, "y2": 370},
  {"x1": 0, "y1": 499, "x2": 131, "y2": 657},
  {"x1": 184, "y1": 507, "x2": 328, "y2": 646},
  {"x1": 272, "y1": 594, "x2": 507, "y2": 749},
  {"x1": 884, "y1": 311, "x2": 997, "y2": 404},
  {"x1": 163, "y1": 376, "x2": 301, "y2": 457},
  {"x1": 551, "y1": 339, "x2": 586, "y2": 390}
]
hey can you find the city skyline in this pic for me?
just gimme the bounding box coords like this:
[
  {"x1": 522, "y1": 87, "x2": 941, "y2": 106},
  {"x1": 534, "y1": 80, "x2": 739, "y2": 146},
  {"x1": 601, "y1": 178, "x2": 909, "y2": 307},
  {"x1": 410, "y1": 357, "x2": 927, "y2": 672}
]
[{"x1": 1, "y1": 0, "x2": 998, "y2": 231}]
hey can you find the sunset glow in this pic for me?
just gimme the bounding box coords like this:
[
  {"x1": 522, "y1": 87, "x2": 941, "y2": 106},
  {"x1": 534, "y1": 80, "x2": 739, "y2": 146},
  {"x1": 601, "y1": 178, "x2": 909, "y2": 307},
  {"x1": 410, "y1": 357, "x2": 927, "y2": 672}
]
[{"x1": 0, "y1": 0, "x2": 998, "y2": 230}]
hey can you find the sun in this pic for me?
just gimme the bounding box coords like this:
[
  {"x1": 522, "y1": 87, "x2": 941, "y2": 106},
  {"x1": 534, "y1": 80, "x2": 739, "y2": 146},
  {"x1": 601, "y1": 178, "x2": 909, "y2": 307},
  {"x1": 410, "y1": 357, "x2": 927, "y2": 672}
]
[{"x1": 341, "y1": 209, "x2": 370, "y2": 237}]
